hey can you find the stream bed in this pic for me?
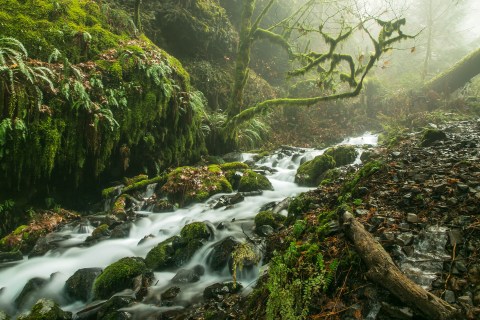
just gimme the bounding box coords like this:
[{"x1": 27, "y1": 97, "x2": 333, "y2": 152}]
[{"x1": 0, "y1": 133, "x2": 378, "y2": 319}]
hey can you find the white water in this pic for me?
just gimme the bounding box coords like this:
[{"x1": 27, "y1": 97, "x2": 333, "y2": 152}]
[{"x1": 0, "y1": 133, "x2": 377, "y2": 318}]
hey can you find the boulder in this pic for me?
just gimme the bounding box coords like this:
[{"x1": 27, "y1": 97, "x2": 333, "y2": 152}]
[
  {"x1": 238, "y1": 170, "x2": 273, "y2": 192},
  {"x1": 85, "y1": 224, "x2": 111, "y2": 244},
  {"x1": 65, "y1": 268, "x2": 102, "y2": 302},
  {"x1": 171, "y1": 265, "x2": 205, "y2": 283},
  {"x1": 17, "y1": 299, "x2": 72, "y2": 320},
  {"x1": 254, "y1": 211, "x2": 286, "y2": 230},
  {"x1": 212, "y1": 193, "x2": 244, "y2": 209},
  {"x1": 15, "y1": 278, "x2": 47, "y2": 309},
  {"x1": 295, "y1": 154, "x2": 336, "y2": 186},
  {"x1": 152, "y1": 200, "x2": 175, "y2": 213},
  {"x1": 110, "y1": 223, "x2": 131, "y2": 239},
  {"x1": 29, "y1": 233, "x2": 70, "y2": 258},
  {"x1": 96, "y1": 295, "x2": 135, "y2": 320},
  {"x1": 420, "y1": 128, "x2": 447, "y2": 147},
  {"x1": 161, "y1": 286, "x2": 181, "y2": 301},
  {"x1": 0, "y1": 250, "x2": 22, "y2": 263},
  {"x1": 324, "y1": 145, "x2": 358, "y2": 167},
  {"x1": 93, "y1": 257, "x2": 153, "y2": 300},
  {"x1": 207, "y1": 237, "x2": 240, "y2": 271}
]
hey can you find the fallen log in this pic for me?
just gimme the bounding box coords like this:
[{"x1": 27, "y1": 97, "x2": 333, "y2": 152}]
[{"x1": 339, "y1": 210, "x2": 462, "y2": 319}]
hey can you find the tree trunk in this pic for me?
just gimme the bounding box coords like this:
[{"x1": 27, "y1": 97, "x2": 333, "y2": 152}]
[
  {"x1": 422, "y1": 0, "x2": 433, "y2": 81},
  {"x1": 424, "y1": 47, "x2": 480, "y2": 95},
  {"x1": 339, "y1": 211, "x2": 462, "y2": 320},
  {"x1": 134, "y1": 0, "x2": 142, "y2": 32},
  {"x1": 227, "y1": 0, "x2": 256, "y2": 119}
]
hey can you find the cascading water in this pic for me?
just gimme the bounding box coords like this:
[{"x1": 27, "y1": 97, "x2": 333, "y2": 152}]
[{"x1": 0, "y1": 133, "x2": 378, "y2": 318}]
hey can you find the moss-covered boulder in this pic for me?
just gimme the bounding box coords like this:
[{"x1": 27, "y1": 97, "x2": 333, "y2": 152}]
[
  {"x1": 238, "y1": 170, "x2": 273, "y2": 192},
  {"x1": 295, "y1": 155, "x2": 336, "y2": 186},
  {"x1": 65, "y1": 268, "x2": 102, "y2": 302},
  {"x1": 254, "y1": 211, "x2": 286, "y2": 229},
  {"x1": 420, "y1": 128, "x2": 447, "y2": 147},
  {"x1": 17, "y1": 299, "x2": 72, "y2": 320},
  {"x1": 324, "y1": 145, "x2": 358, "y2": 167},
  {"x1": 93, "y1": 257, "x2": 153, "y2": 300},
  {"x1": 145, "y1": 222, "x2": 211, "y2": 271},
  {"x1": 161, "y1": 166, "x2": 232, "y2": 206}
]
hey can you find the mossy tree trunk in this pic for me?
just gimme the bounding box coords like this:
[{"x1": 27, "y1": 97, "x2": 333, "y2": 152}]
[
  {"x1": 134, "y1": 0, "x2": 142, "y2": 32},
  {"x1": 424, "y1": 47, "x2": 480, "y2": 95}
]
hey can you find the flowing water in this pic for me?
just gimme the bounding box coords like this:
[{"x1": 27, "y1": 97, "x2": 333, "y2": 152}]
[{"x1": 0, "y1": 133, "x2": 378, "y2": 318}]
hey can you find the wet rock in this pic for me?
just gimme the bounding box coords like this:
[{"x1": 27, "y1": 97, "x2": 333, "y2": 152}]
[
  {"x1": 257, "y1": 225, "x2": 274, "y2": 237},
  {"x1": 137, "y1": 234, "x2": 155, "y2": 245},
  {"x1": 65, "y1": 268, "x2": 102, "y2": 302},
  {"x1": 295, "y1": 154, "x2": 336, "y2": 186},
  {"x1": 355, "y1": 209, "x2": 369, "y2": 216},
  {"x1": 420, "y1": 128, "x2": 447, "y2": 147},
  {"x1": 17, "y1": 298, "x2": 72, "y2": 320},
  {"x1": 324, "y1": 145, "x2": 358, "y2": 167},
  {"x1": 406, "y1": 213, "x2": 418, "y2": 223},
  {"x1": 0, "y1": 250, "x2": 22, "y2": 262},
  {"x1": 93, "y1": 257, "x2": 153, "y2": 300},
  {"x1": 212, "y1": 193, "x2": 244, "y2": 209},
  {"x1": 85, "y1": 224, "x2": 111, "y2": 244},
  {"x1": 203, "y1": 282, "x2": 243, "y2": 300},
  {"x1": 458, "y1": 295, "x2": 473, "y2": 306},
  {"x1": 171, "y1": 265, "x2": 205, "y2": 283},
  {"x1": 444, "y1": 290, "x2": 456, "y2": 304},
  {"x1": 96, "y1": 295, "x2": 134, "y2": 320},
  {"x1": 273, "y1": 197, "x2": 292, "y2": 214},
  {"x1": 207, "y1": 236, "x2": 240, "y2": 271},
  {"x1": 379, "y1": 302, "x2": 413, "y2": 319},
  {"x1": 254, "y1": 211, "x2": 285, "y2": 230},
  {"x1": 240, "y1": 190, "x2": 263, "y2": 197},
  {"x1": 397, "y1": 233, "x2": 414, "y2": 246},
  {"x1": 15, "y1": 277, "x2": 47, "y2": 309},
  {"x1": 161, "y1": 286, "x2": 181, "y2": 301},
  {"x1": 110, "y1": 223, "x2": 131, "y2": 239},
  {"x1": 29, "y1": 233, "x2": 71, "y2": 258}
]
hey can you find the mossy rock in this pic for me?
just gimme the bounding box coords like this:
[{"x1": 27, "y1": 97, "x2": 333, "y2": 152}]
[
  {"x1": 295, "y1": 154, "x2": 336, "y2": 186},
  {"x1": 238, "y1": 170, "x2": 273, "y2": 192},
  {"x1": 324, "y1": 145, "x2": 358, "y2": 167},
  {"x1": 287, "y1": 192, "x2": 318, "y2": 221},
  {"x1": 145, "y1": 239, "x2": 175, "y2": 271},
  {"x1": 123, "y1": 174, "x2": 149, "y2": 187},
  {"x1": 219, "y1": 162, "x2": 250, "y2": 171},
  {"x1": 0, "y1": 310, "x2": 9, "y2": 320},
  {"x1": 162, "y1": 166, "x2": 232, "y2": 206},
  {"x1": 420, "y1": 128, "x2": 447, "y2": 147},
  {"x1": 180, "y1": 222, "x2": 210, "y2": 241},
  {"x1": 17, "y1": 298, "x2": 71, "y2": 320},
  {"x1": 254, "y1": 211, "x2": 286, "y2": 229},
  {"x1": 93, "y1": 257, "x2": 152, "y2": 300}
]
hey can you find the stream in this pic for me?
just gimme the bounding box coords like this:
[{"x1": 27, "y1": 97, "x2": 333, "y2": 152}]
[{"x1": 0, "y1": 133, "x2": 378, "y2": 319}]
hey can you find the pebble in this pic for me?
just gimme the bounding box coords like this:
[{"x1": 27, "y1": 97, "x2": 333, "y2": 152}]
[
  {"x1": 458, "y1": 295, "x2": 473, "y2": 306},
  {"x1": 406, "y1": 213, "x2": 418, "y2": 223},
  {"x1": 444, "y1": 290, "x2": 456, "y2": 304}
]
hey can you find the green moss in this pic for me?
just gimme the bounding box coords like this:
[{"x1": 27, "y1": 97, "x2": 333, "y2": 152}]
[
  {"x1": 102, "y1": 186, "x2": 119, "y2": 199},
  {"x1": 287, "y1": 193, "x2": 317, "y2": 221},
  {"x1": 254, "y1": 211, "x2": 285, "y2": 229},
  {"x1": 123, "y1": 174, "x2": 149, "y2": 186},
  {"x1": 145, "y1": 239, "x2": 174, "y2": 270},
  {"x1": 121, "y1": 175, "x2": 167, "y2": 194},
  {"x1": 295, "y1": 154, "x2": 336, "y2": 186},
  {"x1": 420, "y1": 128, "x2": 447, "y2": 147},
  {"x1": 111, "y1": 195, "x2": 126, "y2": 216},
  {"x1": 339, "y1": 161, "x2": 383, "y2": 203},
  {"x1": 238, "y1": 170, "x2": 273, "y2": 192},
  {"x1": 17, "y1": 298, "x2": 71, "y2": 320},
  {"x1": 92, "y1": 224, "x2": 109, "y2": 238},
  {"x1": 324, "y1": 145, "x2": 358, "y2": 167},
  {"x1": 93, "y1": 257, "x2": 149, "y2": 300},
  {"x1": 219, "y1": 162, "x2": 249, "y2": 171},
  {"x1": 180, "y1": 222, "x2": 210, "y2": 241}
]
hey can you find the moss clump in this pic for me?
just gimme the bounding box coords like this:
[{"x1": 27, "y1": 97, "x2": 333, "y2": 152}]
[
  {"x1": 420, "y1": 128, "x2": 447, "y2": 147},
  {"x1": 287, "y1": 192, "x2": 317, "y2": 222},
  {"x1": 295, "y1": 155, "x2": 336, "y2": 186},
  {"x1": 162, "y1": 166, "x2": 232, "y2": 206},
  {"x1": 123, "y1": 174, "x2": 149, "y2": 187},
  {"x1": 180, "y1": 222, "x2": 210, "y2": 241},
  {"x1": 238, "y1": 170, "x2": 273, "y2": 192},
  {"x1": 17, "y1": 298, "x2": 71, "y2": 320},
  {"x1": 339, "y1": 161, "x2": 383, "y2": 203},
  {"x1": 93, "y1": 257, "x2": 150, "y2": 300},
  {"x1": 324, "y1": 145, "x2": 358, "y2": 167},
  {"x1": 91, "y1": 224, "x2": 110, "y2": 238},
  {"x1": 254, "y1": 211, "x2": 286, "y2": 229},
  {"x1": 145, "y1": 239, "x2": 175, "y2": 270},
  {"x1": 219, "y1": 162, "x2": 250, "y2": 171}
]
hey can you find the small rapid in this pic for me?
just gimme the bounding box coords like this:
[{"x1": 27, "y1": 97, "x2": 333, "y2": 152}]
[{"x1": 0, "y1": 133, "x2": 378, "y2": 318}]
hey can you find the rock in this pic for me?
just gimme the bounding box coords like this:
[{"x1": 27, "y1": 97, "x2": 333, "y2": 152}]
[
  {"x1": 272, "y1": 197, "x2": 292, "y2": 214},
  {"x1": 0, "y1": 310, "x2": 9, "y2": 320},
  {"x1": 0, "y1": 250, "x2": 23, "y2": 262},
  {"x1": 152, "y1": 200, "x2": 175, "y2": 213},
  {"x1": 254, "y1": 211, "x2": 285, "y2": 230},
  {"x1": 85, "y1": 224, "x2": 111, "y2": 243},
  {"x1": 171, "y1": 265, "x2": 205, "y2": 283},
  {"x1": 65, "y1": 268, "x2": 102, "y2": 302},
  {"x1": 93, "y1": 257, "x2": 153, "y2": 300},
  {"x1": 203, "y1": 282, "x2": 243, "y2": 300},
  {"x1": 448, "y1": 229, "x2": 463, "y2": 246},
  {"x1": 15, "y1": 277, "x2": 47, "y2": 309},
  {"x1": 17, "y1": 299, "x2": 72, "y2": 320},
  {"x1": 240, "y1": 190, "x2": 263, "y2": 197},
  {"x1": 238, "y1": 170, "x2": 273, "y2": 192},
  {"x1": 96, "y1": 295, "x2": 134, "y2": 320},
  {"x1": 137, "y1": 234, "x2": 155, "y2": 245},
  {"x1": 161, "y1": 286, "x2": 181, "y2": 301},
  {"x1": 324, "y1": 145, "x2": 358, "y2": 167},
  {"x1": 222, "y1": 152, "x2": 243, "y2": 162},
  {"x1": 406, "y1": 213, "x2": 418, "y2": 223},
  {"x1": 207, "y1": 237, "x2": 240, "y2": 271},
  {"x1": 257, "y1": 225, "x2": 274, "y2": 237},
  {"x1": 110, "y1": 223, "x2": 131, "y2": 239},
  {"x1": 379, "y1": 302, "x2": 413, "y2": 320},
  {"x1": 458, "y1": 295, "x2": 473, "y2": 306},
  {"x1": 420, "y1": 128, "x2": 447, "y2": 147},
  {"x1": 212, "y1": 193, "x2": 244, "y2": 209},
  {"x1": 444, "y1": 290, "x2": 456, "y2": 304},
  {"x1": 145, "y1": 239, "x2": 176, "y2": 271},
  {"x1": 294, "y1": 154, "x2": 336, "y2": 186},
  {"x1": 396, "y1": 233, "x2": 414, "y2": 246},
  {"x1": 29, "y1": 233, "x2": 70, "y2": 258}
]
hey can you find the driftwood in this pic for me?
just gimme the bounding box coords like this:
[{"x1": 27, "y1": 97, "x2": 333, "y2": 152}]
[{"x1": 339, "y1": 211, "x2": 462, "y2": 320}]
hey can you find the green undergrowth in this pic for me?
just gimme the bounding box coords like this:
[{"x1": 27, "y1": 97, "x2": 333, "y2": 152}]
[{"x1": 0, "y1": 0, "x2": 208, "y2": 206}]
